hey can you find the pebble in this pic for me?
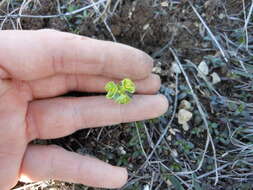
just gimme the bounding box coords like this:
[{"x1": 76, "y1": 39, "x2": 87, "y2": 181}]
[
  {"x1": 211, "y1": 72, "x2": 221, "y2": 84},
  {"x1": 143, "y1": 185, "x2": 150, "y2": 190},
  {"x1": 152, "y1": 66, "x2": 162, "y2": 74},
  {"x1": 182, "y1": 122, "x2": 190, "y2": 131},
  {"x1": 171, "y1": 61, "x2": 182, "y2": 74},
  {"x1": 179, "y1": 100, "x2": 192, "y2": 110},
  {"x1": 198, "y1": 60, "x2": 209, "y2": 77},
  {"x1": 171, "y1": 149, "x2": 178, "y2": 158},
  {"x1": 119, "y1": 146, "x2": 126, "y2": 155},
  {"x1": 178, "y1": 109, "x2": 193, "y2": 124}
]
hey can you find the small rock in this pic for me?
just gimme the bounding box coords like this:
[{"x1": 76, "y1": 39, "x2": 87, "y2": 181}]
[
  {"x1": 211, "y1": 72, "x2": 221, "y2": 84},
  {"x1": 169, "y1": 128, "x2": 176, "y2": 135},
  {"x1": 171, "y1": 61, "x2": 182, "y2": 74},
  {"x1": 179, "y1": 100, "x2": 192, "y2": 110},
  {"x1": 218, "y1": 13, "x2": 225, "y2": 19},
  {"x1": 170, "y1": 149, "x2": 178, "y2": 158},
  {"x1": 170, "y1": 128, "x2": 181, "y2": 136},
  {"x1": 156, "y1": 61, "x2": 162, "y2": 67},
  {"x1": 182, "y1": 122, "x2": 190, "y2": 131},
  {"x1": 143, "y1": 23, "x2": 150, "y2": 30},
  {"x1": 178, "y1": 109, "x2": 193, "y2": 124},
  {"x1": 194, "y1": 21, "x2": 200, "y2": 27},
  {"x1": 166, "y1": 178, "x2": 172, "y2": 186},
  {"x1": 161, "y1": 70, "x2": 170, "y2": 76},
  {"x1": 167, "y1": 135, "x2": 172, "y2": 141},
  {"x1": 198, "y1": 61, "x2": 209, "y2": 77},
  {"x1": 161, "y1": 1, "x2": 169, "y2": 7},
  {"x1": 143, "y1": 185, "x2": 150, "y2": 190},
  {"x1": 152, "y1": 66, "x2": 162, "y2": 74},
  {"x1": 119, "y1": 146, "x2": 126, "y2": 155}
]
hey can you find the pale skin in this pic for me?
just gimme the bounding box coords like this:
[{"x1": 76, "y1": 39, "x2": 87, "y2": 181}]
[{"x1": 0, "y1": 30, "x2": 168, "y2": 190}]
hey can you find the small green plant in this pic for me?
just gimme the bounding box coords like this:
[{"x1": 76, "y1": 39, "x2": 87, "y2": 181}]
[{"x1": 105, "y1": 78, "x2": 136, "y2": 104}]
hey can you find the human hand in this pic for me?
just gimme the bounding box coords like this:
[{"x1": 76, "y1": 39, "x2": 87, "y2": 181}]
[{"x1": 0, "y1": 30, "x2": 168, "y2": 189}]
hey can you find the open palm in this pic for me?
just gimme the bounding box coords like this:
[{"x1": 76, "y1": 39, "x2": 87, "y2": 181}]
[{"x1": 0, "y1": 30, "x2": 168, "y2": 190}]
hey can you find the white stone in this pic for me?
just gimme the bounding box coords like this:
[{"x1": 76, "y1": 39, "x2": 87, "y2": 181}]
[
  {"x1": 219, "y1": 13, "x2": 225, "y2": 19},
  {"x1": 143, "y1": 185, "x2": 150, "y2": 190},
  {"x1": 152, "y1": 66, "x2": 162, "y2": 74},
  {"x1": 171, "y1": 61, "x2": 182, "y2": 74},
  {"x1": 179, "y1": 100, "x2": 192, "y2": 110},
  {"x1": 211, "y1": 72, "x2": 221, "y2": 84},
  {"x1": 171, "y1": 149, "x2": 178, "y2": 158},
  {"x1": 169, "y1": 128, "x2": 176, "y2": 135},
  {"x1": 161, "y1": 1, "x2": 169, "y2": 7},
  {"x1": 167, "y1": 135, "x2": 172, "y2": 141},
  {"x1": 198, "y1": 61, "x2": 209, "y2": 76},
  {"x1": 178, "y1": 109, "x2": 193, "y2": 124},
  {"x1": 119, "y1": 146, "x2": 126, "y2": 155},
  {"x1": 143, "y1": 23, "x2": 150, "y2": 30},
  {"x1": 182, "y1": 122, "x2": 190, "y2": 131},
  {"x1": 166, "y1": 178, "x2": 172, "y2": 186}
]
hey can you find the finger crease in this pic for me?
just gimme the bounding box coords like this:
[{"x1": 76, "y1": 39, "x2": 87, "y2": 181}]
[
  {"x1": 48, "y1": 147, "x2": 57, "y2": 178},
  {"x1": 51, "y1": 54, "x2": 58, "y2": 75},
  {"x1": 99, "y1": 50, "x2": 107, "y2": 76},
  {"x1": 73, "y1": 75, "x2": 79, "y2": 91},
  {"x1": 0, "y1": 64, "x2": 11, "y2": 79},
  {"x1": 76, "y1": 158, "x2": 84, "y2": 182},
  {"x1": 70, "y1": 101, "x2": 83, "y2": 132},
  {"x1": 51, "y1": 53, "x2": 65, "y2": 75},
  {"x1": 25, "y1": 104, "x2": 41, "y2": 141}
]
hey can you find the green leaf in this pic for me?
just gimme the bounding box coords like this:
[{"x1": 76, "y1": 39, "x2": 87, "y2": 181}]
[
  {"x1": 105, "y1": 81, "x2": 118, "y2": 99},
  {"x1": 105, "y1": 81, "x2": 117, "y2": 92},
  {"x1": 167, "y1": 175, "x2": 185, "y2": 190},
  {"x1": 105, "y1": 79, "x2": 135, "y2": 104},
  {"x1": 67, "y1": 5, "x2": 75, "y2": 12},
  {"x1": 193, "y1": 181, "x2": 202, "y2": 190},
  {"x1": 115, "y1": 94, "x2": 131, "y2": 104},
  {"x1": 121, "y1": 78, "x2": 136, "y2": 93},
  {"x1": 192, "y1": 174, "x2": 203, "y2": 190}
]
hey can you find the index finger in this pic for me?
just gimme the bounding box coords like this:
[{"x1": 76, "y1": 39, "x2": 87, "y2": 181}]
[{"x1": 0, "y1": 30, "x2": 153, "y2": 81}]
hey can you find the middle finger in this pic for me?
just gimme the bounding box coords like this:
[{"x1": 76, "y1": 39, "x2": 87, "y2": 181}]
[{"x1": 28, "y1": 74, "x2": 161, "y2": 99}]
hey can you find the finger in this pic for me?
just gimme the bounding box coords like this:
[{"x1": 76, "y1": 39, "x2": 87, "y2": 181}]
[
  {"x1": 26, "y1": 95, "x2": 168, "y2": 140},
  {"x1": 28, "y1": 74, "x2": 161, "y2": 98},
  {"x1": 0, "y1": 30, "x2": 153, "y2": 81},
  {"x1": 20, "y1": 145, "x2": 127, "y2": 189}
]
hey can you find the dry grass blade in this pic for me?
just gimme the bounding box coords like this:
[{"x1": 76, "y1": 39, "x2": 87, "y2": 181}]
[
  {"x1": 188, "y1": 0, "x2": 228, "y2": 63},
  {"x1": 243, "y1": 0, "x2": 253, "y2": 50}
]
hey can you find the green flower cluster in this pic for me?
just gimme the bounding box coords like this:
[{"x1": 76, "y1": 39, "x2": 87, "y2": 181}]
[{"x1": 105, "y1": 78, "x2": 136, "y2": 104}]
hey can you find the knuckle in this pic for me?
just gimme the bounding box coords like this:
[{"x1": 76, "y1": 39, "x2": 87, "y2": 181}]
[{"x1": 51, "y1": 52, "x2": 65, "y2": 74}]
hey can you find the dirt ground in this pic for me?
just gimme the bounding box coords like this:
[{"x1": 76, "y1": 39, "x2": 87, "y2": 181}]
[{"x1": 1, "y1": 0, "x2": 253, "y2": 190}]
